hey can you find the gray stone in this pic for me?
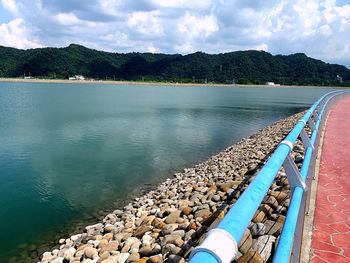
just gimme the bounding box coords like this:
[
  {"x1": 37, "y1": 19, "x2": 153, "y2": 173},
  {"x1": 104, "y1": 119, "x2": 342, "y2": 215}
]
[
  {"x1": 127, "y1": 252, "x2": 140, "y2": 262},
  {"x1": 161, "y1": 224, "x2": 178, "y2": 235},
  {"x1": 50, "y1": 257, "x2": 64, "y2": 263},
  {"x1": 133, "y1": 225, "x2": 153, "y2": 238},
  {"x1": 238, "y1": 229, "x2": 252, "y2": 254},
  {"x1": 249, "y1": 223, "x2": 266, "y2": 236},
  {"x1": 194, "y1": 209, "x2": 211, "y2": 220},
  {"x1": 251, "y1": 235, "x2": 276, "y2": 261},
  {"x1": 237, "y1": 250, "x2": 264, "y2": 263},
  {"x1": 117, "y1": 252, "x2": 130, "y2": 263},
  {"x1": 84, "y1": 247, "x2": 97, "y2": 259},
  {"x1": 167, "y1": 254, "x2": 185, "y2": 263},
  {"x1": 63, "y1": 247, "x2": 76, "y2": 261},
  {"x1": 263, "y1": 195, "x2": 279, "y2": 209},
  {"x1": 165, "y1": 210, "x2": 181, "y2": 224},
  {"x1": 139, "y1": 246, "x2": 153, "y2": 256},
  {"x1": 264, "y1": 220, "x2": 283, "y2": 236},
  {"x1": 41, "y1": 252, "x2": 53, "y2": 262}
]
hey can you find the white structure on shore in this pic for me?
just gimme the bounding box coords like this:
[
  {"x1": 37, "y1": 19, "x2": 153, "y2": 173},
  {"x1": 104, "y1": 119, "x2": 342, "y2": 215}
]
[
  {"x1": 69, "y1": 75, "x2": 85, "y2": 80},
  {"x1": 266, "y1": 82, "x2": 280, "y2": 86}
]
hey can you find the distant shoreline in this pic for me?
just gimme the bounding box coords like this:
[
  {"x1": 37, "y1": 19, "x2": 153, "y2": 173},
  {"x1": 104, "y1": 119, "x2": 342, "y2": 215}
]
[{"x1": 0, "y1": 77, "x2": 346, "y2": 89}]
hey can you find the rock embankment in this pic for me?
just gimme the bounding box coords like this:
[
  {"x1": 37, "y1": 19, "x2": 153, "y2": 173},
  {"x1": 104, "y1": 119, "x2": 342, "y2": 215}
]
[{"x1": 39, "y1": 112, "x2": 306, "y2": 263}]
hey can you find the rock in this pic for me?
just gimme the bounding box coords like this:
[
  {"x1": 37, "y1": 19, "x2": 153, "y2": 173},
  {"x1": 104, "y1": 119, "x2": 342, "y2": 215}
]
[
  {"x1": 184, "y1": 229, "x2": 196, "y2": 241},
  {"x1": 99, "y1": 241, "x2": 119, "y2": 254},
  {"x1": 162, "y1": 244, "x2": 181, "y2": 255},
  {"x1": 212, "y1": 194, "x2": 221, "y2": 202},
  {"x1": 238, "y1": 229, "x2": 252, "y2": 254},
  {"x1": 182, "y1": 207, "x2": 192, "y2": 216},
  {"x1": 237, "y1": 250, "x2": 264, "y2": 263},
  {"x1": 284, "y1": 199, "x2": 290, "y2": 207},
  {"x1": 161, "y1": 235, "x2": 183, "y2": 246},
  {"x1": 260, "y1": 204, "x2": 273, "y2": 215},
  {"x1": 105, "y1": 224, "x2": 117, "y2": 233},
  {"x1": 251, "y1": 235, "x2": 276, "y2": 261},
  {"x1": 99, "y1": 251, "x2": 110, "y2": 261},
  {"x1": 151, "y1": 244, "x2": 161, "y2": 254},
  {"x1": 118, "y1": 253, "x2": 130, "y2": 263},
  {"x1": 219, "y1": 180, "x2": 241, "y2": 192},
  {"x1": 167, "y1": 254, "x2": 185, "y2": 263},
  {"x1": 138, "y1": 258, "x2": 149, "y2": 263},
  {"x1": 249, "y1": 223, "x2": 266, "y2": 236},
  {"x1": 139, "y1": 246, "x2": 152, "y2": 256},
  {"x1": 127, "y1": 252, "x2": 140, "y2": 262},
  {"x1": 104, "y1": 233, "x2": 114, "y2": 241},
  {"x1": 188, "y1": 222, "x2": 197, "y2": 230},
  {"x1": 161, "y1": 224, "x2": 178, "y2": 235},
  {"x1": 101, "y1": 256, "x2": 119, "y2": 263},
  {"x1": 194, "y1": 209, "x2": 211, "y2": 220},
  {"x1": 71, "y1": 234, "x2": 82, "y2": 242},
  {"x1": 252, "y1": 210, "x2": 265, "y2": 223},
  {"x1": 51, "y1": 257, "x2": 64, "y2": 263},
  {"x1": 151, "y1": 218, "x2": 166, "y2": 229},
  {"x1": 295, "y1": 155, "x2": 304, "y2": 163},
  {"x1": 165, "y1": 211, "x2": 181, "y2": 224},
  {"x1": 264, "y1": 220, "x2": 283, "y2": 236},
  {"x1": 41, "y1": 251, "x2": 53, "y2": 261},
  {"x1": 63, "y1": 247, "x2": 76, "y2": 261},
  {"x1": 276, "y1": 215, "x2": 286, "y2": 224},
  {"x1": 141, "y1": 216, "x2": 156, "y2": 226},
  {"x1": 146, "y1": 254, "x2": 163, "y2": 263},
  {"x1": 134, "y1": 225, "x2": 153, "y2": 238},
  {"x1": 99, "y1": 239, "x2": 109, "y2": 248},
  {"x1": 263, "y1": 196, "x2": 279, "y2": 209},
  {"x1": 269, "y1": 191, "x2": 288, "y2": 203},
  {"x1": 84, "y1": 247, "x2": 98, "y2": 259}
]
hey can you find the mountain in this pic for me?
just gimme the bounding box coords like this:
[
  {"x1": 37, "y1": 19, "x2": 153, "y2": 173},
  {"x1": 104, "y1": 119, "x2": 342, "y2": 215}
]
[{"x1": 0, "y1": 44, "x2": 349, "y2": 86}]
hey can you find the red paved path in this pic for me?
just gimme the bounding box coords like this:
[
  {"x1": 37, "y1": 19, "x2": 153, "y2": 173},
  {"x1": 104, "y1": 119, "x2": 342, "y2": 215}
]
[{"x1": 311, "y1": 95, "x2": 350, "y2": 263}]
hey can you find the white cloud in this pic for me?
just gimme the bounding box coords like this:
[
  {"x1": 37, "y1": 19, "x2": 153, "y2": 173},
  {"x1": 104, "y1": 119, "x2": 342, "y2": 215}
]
[
  {"x1": 151, "y1": 0, "x2": 212, "y2": 10},
  {"x1": 128, "y1": 11, "x2": 164, "y2": 36},
  {"x1": 256, "y1": 43, "x2": 268, "y2": 52},
  {"x1": 178, "y1": 12, "x2": 219, "y2": 38},
  {"x1": 175, "y1": 43, "x2": 194, "y2": 53},
  {"x1": 0, "y1": 18, "x2": 42, "y2": 49},
  {"x1": 147, "y1": 45, "x2": 158, "y2": 53},
  {"x1": 54, "y1": 13, "x2": 81, "y2": 26},
  {"x1": 0, "y1": 0, "x2": 349, "y2": 67},
  {"x1": 319, "y1": 24, "x2": 332, "y2": 36},
  {"x1": 1, "y1": 0, "x2": 19, "y2": 16}
]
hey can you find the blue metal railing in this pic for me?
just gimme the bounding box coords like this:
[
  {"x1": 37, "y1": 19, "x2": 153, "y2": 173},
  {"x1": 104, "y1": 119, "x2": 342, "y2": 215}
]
[{"x1": 189, "y1": 90, "x2": 346, "y2": 263}]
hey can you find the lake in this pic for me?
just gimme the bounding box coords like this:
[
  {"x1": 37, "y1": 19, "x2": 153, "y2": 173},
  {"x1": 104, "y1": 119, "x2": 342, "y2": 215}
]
[{"x1": 0, "y1": 82, "x2": 335, "y2": 262}]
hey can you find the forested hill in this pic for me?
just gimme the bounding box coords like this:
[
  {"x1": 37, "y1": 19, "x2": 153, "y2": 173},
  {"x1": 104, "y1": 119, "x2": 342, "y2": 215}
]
[{"x1": 1, "y1": 44, "x2": 349, "y2": 86}]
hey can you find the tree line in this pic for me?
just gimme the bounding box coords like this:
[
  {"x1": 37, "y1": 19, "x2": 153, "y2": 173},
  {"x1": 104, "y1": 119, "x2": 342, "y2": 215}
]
[{"x1": 0, "y1": 44, "x2": 349, "y2": 86}]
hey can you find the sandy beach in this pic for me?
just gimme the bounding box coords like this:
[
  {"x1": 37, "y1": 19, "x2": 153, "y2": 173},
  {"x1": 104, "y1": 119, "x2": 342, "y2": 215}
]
[{"x1": 0, "y1": 77, "x2": 343, "y2": 89}]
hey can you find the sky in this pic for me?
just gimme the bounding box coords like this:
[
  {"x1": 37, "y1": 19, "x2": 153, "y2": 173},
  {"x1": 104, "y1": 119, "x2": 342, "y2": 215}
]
[{"x1": 0, "y1": 0, "x2": 349, "y2": 68}]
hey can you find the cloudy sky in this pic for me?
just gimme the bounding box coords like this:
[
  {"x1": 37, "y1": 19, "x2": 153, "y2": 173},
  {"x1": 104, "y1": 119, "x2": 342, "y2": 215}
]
[{"x1": 0, "y1": 0, "x2": 349, "y2": 67}]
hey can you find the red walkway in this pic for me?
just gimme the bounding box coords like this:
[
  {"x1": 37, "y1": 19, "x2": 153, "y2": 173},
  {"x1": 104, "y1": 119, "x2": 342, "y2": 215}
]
[{"x1": 311, "y1": 95, "x2": 350, "y2": 263}]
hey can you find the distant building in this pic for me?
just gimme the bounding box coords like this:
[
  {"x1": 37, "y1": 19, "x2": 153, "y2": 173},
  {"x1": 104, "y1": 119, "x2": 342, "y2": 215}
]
[
  {"x1": 336, "y1": 75, "x2": 343, "y2": 83},
  {"x1": 265, "y1": 82, "x2": 280, "y2": 86},
  {"x1": 69, "y1": 75, "x2": 85, "y2": 80}
]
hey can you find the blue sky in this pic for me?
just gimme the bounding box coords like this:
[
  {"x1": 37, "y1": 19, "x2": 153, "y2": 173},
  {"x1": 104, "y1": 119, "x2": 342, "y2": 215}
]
[{"x1": 0, "y1": 0, "x2": 349, "y2": 67}]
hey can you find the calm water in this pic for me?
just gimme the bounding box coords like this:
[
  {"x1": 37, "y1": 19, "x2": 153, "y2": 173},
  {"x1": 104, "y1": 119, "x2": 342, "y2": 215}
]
[{"x1": 0, "y1": 82, "x2": 334, "y2": 261}]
